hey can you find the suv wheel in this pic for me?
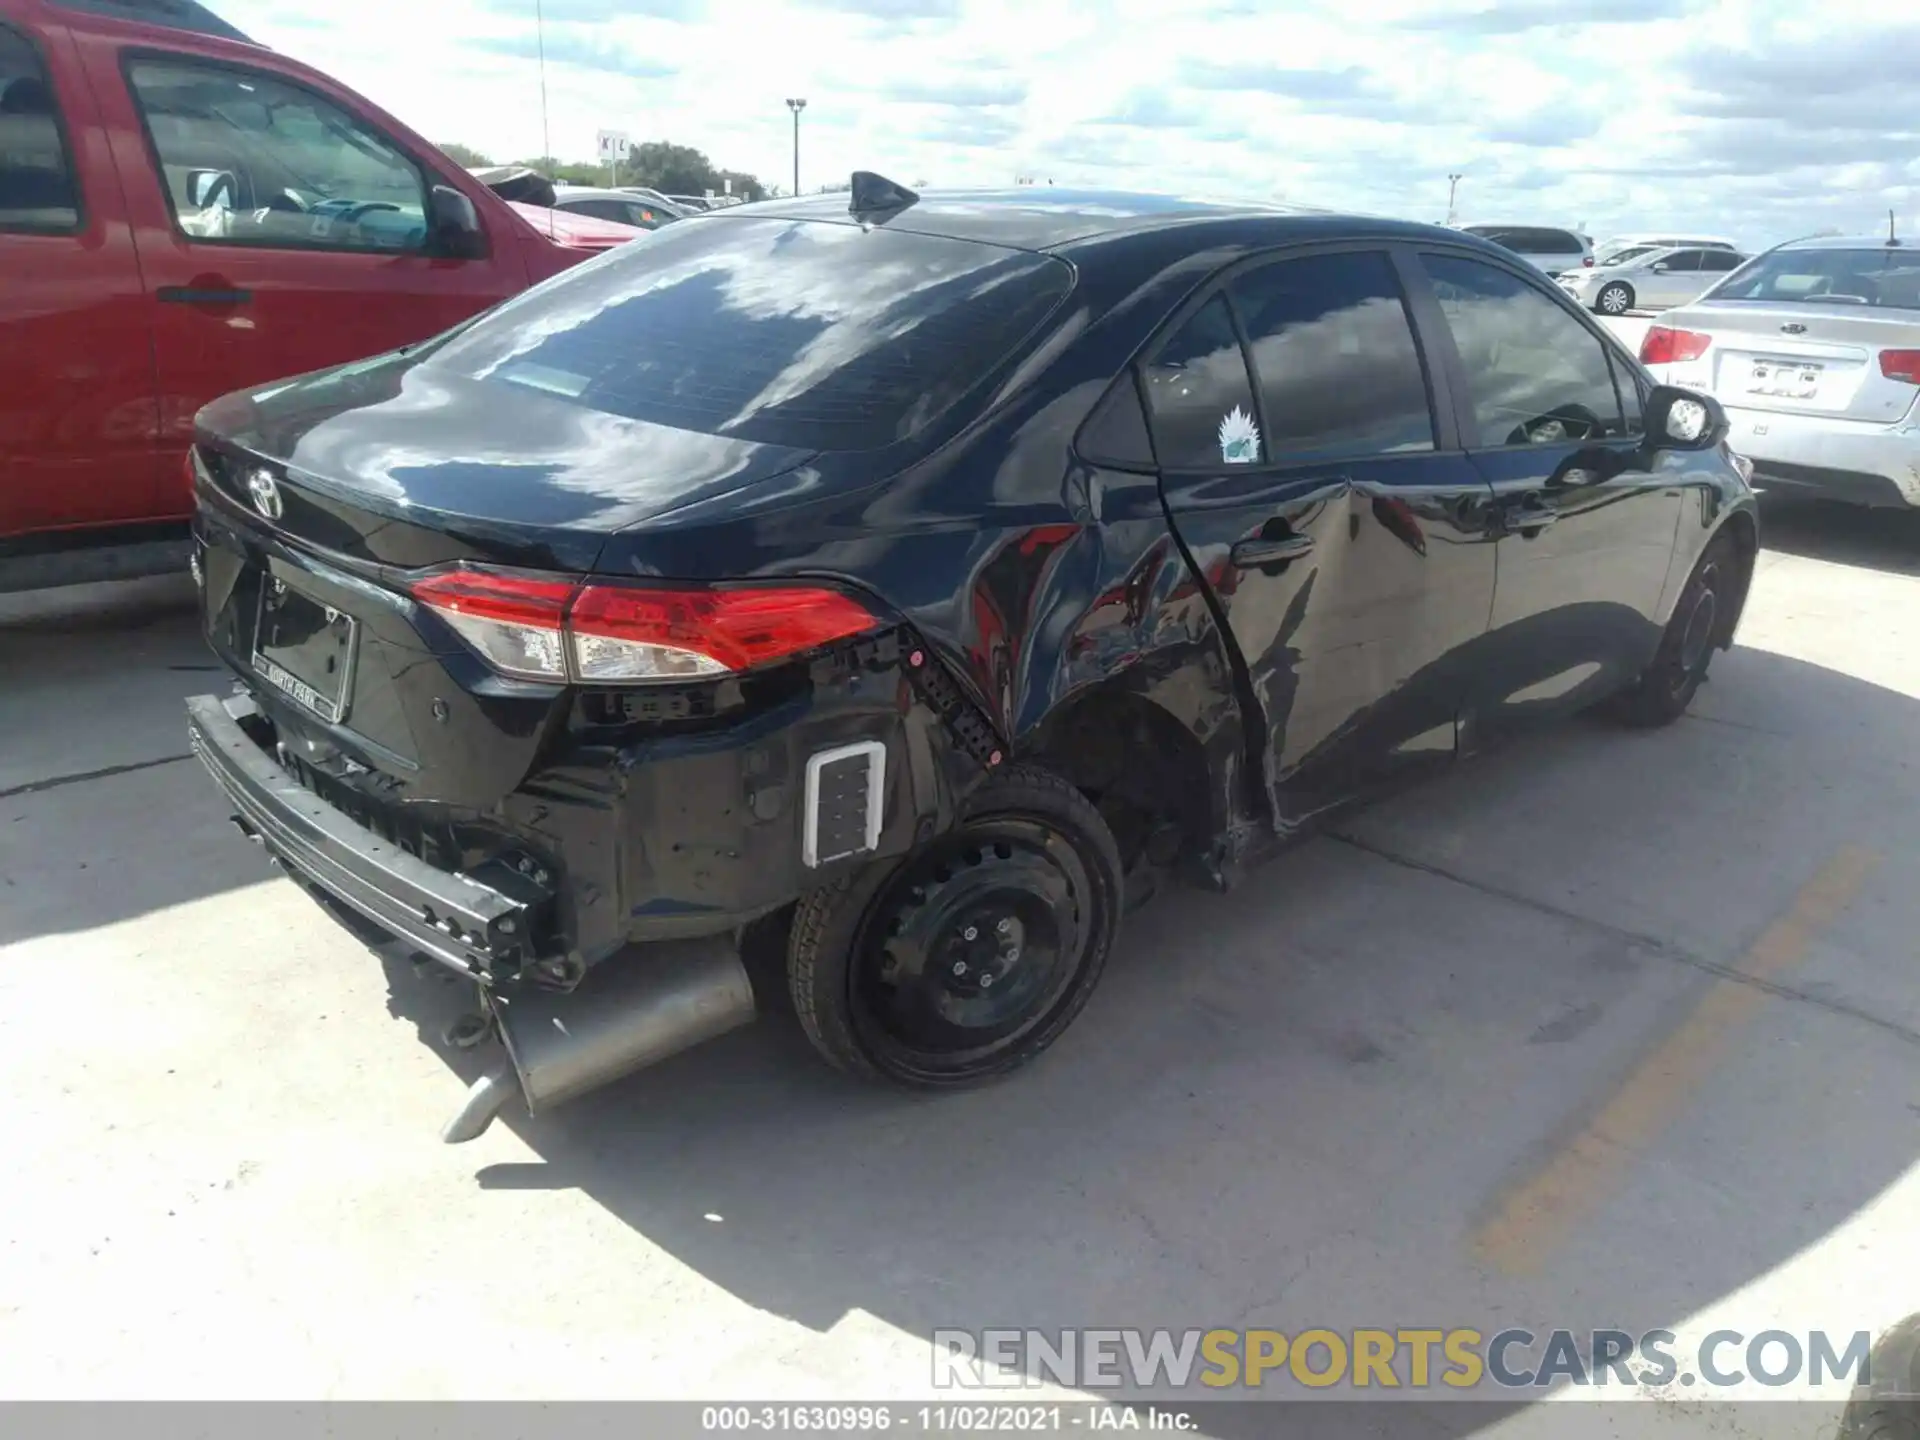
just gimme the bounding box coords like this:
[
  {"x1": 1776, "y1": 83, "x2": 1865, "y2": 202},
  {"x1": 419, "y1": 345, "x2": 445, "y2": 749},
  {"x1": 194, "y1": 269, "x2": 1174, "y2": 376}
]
[
  {"x1": 1596, "y1": 281, "x2": 1634, "y2": 315},
  {"x1": 787, "y1": 764, "x2": 1123, "y2": 1087}
]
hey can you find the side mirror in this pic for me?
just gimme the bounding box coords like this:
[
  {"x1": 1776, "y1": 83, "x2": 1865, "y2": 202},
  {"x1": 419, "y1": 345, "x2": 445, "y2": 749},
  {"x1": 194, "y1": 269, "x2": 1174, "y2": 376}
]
[
  {"x1": 186, "y1": 168, "x2": 236, "y2": 209},
  {"x1": 1646, "y1": 385, "x2": 1727, "y2": 451},
  {"x1": 426, "y1": 184, "x2": 487, "y2": 260},
  {"x1": 1650, "y1": 262, "x2": 1670, "y2": 274}
]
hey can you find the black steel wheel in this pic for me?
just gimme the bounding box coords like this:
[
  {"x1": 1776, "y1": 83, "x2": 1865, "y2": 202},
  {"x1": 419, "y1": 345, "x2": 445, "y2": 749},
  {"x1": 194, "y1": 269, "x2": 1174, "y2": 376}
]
[
  {"x1": 1605, "y1": 533, "x2": 1735, "y2": 728},
  {"x1": 787, "y1": 764, "x2": 1123, "y2": 1087}
]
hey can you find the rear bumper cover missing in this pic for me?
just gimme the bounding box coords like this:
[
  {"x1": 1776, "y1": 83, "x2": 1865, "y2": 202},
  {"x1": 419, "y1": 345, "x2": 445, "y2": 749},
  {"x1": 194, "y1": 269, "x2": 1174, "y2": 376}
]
[{"x1": 187, "y1": 691, "x2": 552, "y2": 979}]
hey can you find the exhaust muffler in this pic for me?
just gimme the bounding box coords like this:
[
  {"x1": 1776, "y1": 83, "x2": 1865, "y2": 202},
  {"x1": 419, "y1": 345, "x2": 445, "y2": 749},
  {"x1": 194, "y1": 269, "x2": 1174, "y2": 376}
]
[{"x1": 440, "y1": 936, "x2": 756, "y2": 1143}]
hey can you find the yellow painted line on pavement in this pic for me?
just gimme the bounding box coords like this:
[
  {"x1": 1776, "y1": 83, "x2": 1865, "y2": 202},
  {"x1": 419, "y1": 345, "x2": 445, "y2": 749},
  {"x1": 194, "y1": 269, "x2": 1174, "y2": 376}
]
[{"x1": 1472, "y1": 845, "x2": 1879, "y2": 1277}]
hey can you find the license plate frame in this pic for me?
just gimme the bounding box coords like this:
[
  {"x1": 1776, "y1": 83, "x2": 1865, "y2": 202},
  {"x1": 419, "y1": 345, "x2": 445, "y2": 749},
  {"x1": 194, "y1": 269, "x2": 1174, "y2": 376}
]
[
  {"x1": 250, "y1": 578, "x2": 358, "y2": 725},
  {"x1": 1747, "y1": 357, "x2": 1823, "y2": 399}
]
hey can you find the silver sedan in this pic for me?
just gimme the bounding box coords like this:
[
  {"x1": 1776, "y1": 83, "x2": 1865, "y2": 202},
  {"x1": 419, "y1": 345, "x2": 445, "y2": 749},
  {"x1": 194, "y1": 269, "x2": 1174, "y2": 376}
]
[
  {"x1": 1638, "y1": 237, "x2": 1920, "y2": 508},
  {"x1": 1559, "y1": 246, "x2": 1749, "y2": 316}
]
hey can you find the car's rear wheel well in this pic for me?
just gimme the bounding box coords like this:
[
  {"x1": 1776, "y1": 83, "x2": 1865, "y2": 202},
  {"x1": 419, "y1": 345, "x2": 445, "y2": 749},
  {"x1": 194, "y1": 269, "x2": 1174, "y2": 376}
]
[
  {"x1": 1715, "y1": 510, "x2": 1758, "y2": 648},
  {"x1": 1020, "y1": 687, "x2": 1212, "y2": 877}
]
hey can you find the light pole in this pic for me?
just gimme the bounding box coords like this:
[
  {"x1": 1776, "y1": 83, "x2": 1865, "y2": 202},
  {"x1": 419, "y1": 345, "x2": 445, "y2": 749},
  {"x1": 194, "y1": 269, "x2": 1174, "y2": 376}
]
[
  {"x1": 1446, "y1": 172, "x2": 1463, "y2": 226},
  {"x1": 785, "y1": 97, "x2": 807, "y2": 197}
]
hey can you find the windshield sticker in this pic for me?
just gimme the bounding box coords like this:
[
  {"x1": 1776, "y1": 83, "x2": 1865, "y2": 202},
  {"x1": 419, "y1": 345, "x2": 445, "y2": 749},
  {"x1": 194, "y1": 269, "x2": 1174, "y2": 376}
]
[{"x1": 1218, "y1": 405, "x2": 1260, "y2": 464}]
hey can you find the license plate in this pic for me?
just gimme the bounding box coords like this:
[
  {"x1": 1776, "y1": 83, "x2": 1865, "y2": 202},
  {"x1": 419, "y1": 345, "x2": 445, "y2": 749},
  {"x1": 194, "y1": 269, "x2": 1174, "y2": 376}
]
[
  {"x1": 251, "y1": 578, "x2": 358, "y2": 724},
  {"x1": 1747, "y1": 358, "x2": 1823, "y2": 399}
]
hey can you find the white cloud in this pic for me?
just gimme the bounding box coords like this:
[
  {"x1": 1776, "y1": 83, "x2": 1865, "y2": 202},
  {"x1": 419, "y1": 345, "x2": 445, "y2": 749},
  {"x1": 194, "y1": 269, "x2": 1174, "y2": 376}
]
[{"x1": 219, "y1": 0, "x2": 1920, "y2": 248}]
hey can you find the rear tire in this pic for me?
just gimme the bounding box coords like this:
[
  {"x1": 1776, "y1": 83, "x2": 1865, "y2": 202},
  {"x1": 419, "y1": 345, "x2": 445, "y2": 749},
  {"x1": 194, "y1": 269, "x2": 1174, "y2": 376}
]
[
  {"x1": 1604, "y1": 533, "x2": 1736, "y2": 728},
  {"x1": 1596, "y1": 281, "x2": 1634, "y2": 315},
  {"x1": 787, "y1": 764, "x2": 1123, "y2": 1088}
]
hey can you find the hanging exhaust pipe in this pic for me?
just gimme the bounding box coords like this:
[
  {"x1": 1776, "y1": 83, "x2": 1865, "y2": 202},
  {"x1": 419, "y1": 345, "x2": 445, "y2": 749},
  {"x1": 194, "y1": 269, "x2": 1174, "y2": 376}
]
[{"x1": 440, "y1": 935, "x2": 756, "y2": 1143}]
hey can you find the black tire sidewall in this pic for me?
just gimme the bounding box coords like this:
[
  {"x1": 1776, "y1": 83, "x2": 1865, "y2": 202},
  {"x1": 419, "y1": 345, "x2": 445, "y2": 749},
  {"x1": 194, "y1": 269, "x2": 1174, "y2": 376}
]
[{"x1": 787, "y1": 766, "x2": 1124, "y2": 1087}]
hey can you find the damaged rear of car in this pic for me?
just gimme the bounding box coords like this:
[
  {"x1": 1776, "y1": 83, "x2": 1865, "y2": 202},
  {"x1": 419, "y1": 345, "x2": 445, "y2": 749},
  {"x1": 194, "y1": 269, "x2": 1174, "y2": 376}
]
[{"x1": 185, "y1": 185, "x2": 1218, "y2": 1140}]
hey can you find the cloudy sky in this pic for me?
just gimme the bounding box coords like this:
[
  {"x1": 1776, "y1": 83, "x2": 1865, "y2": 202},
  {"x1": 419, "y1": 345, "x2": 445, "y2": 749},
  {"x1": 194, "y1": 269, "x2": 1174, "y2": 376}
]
[{"x1": 219, "y1": 0, "x2": 1919, "y2": 250}]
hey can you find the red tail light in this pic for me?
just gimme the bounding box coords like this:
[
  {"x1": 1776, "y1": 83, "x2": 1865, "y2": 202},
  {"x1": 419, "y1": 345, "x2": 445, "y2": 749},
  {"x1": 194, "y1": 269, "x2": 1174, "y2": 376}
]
[
  {"x1": 1639, "y1": 325, "x2": 1712, "y2": 366},
  {"x1": 1582, "y1": 256, "x2": 1594, "y2": 267},
  {"x1": 1879, "y1": 350, "x2": 1920, "y2": 385},
  {"x1": 410, "y1": 568, "x2": 880, "y2": 684}
]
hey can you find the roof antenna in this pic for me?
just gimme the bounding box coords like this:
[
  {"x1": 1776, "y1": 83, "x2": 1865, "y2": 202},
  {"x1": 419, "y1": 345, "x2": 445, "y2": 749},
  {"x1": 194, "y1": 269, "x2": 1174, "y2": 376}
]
[{"x1": 848, "y1": 171, "x2": 919, "y2": 225}]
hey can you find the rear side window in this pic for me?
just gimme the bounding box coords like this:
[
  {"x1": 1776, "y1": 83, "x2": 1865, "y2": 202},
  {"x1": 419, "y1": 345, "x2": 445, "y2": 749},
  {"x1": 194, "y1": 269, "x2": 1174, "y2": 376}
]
[
  {"x1": 1229, "y1": 251, "x2": 1435, "y2": 462},
  {"x1": 429, "y1": 218, "x2": 1072, "y2": 451},
  {"x1": 1661, "y1": 250, "x2": 1704, "y2": 272},
  {"x1": 0, "y1": 25, "x2": 80, "y2": 233},
  {"x1": 1518, "y1": 228, "x2": 1580, "y2": 253},
  {"x1": 1699, "y1": 251, "x2": 1745, "y2": 272},
  {"x1": 1710, "y1": 248, "x2": 1920, "y2": 311},
  {"x1": 1421, "y1": 253, "x2": 1627, "y2": 446},
  {"x1": 1140, "y1": 294, "x2": 1262, "y2": 468}
]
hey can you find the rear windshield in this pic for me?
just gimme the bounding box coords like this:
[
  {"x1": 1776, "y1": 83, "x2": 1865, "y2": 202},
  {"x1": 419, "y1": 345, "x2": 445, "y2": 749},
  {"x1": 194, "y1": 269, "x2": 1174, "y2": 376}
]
[
  {"x1": 426, "y1": 217, "x2": 1073, "y2": 451},
  {"x1": 1707, "y1": 248, "x2": 1920, "y2": 311}
]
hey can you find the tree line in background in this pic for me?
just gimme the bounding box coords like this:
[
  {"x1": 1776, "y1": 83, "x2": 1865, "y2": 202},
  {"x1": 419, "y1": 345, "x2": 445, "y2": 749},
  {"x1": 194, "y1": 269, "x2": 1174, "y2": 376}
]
[{"x1": 439, "y1": 141, "x2": 766, "y2": 202}]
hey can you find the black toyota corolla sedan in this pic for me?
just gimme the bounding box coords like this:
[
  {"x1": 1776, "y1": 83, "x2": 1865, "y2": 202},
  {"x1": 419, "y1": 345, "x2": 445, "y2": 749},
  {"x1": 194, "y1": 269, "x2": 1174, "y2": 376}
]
[{"x1": 185, "y1": 174, "x2": 1759, "y2": 1141}]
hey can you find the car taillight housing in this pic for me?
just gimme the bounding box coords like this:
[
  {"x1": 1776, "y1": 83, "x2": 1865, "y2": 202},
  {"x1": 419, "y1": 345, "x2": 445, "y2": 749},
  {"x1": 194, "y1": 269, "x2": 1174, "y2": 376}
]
[
  {"x1": 410, "y1": 568, "x2": 882, "y2": 684},
  {"x1": 1640, "y1": 325, "x2": 1712, "y2": 365},
  {"x1": 1879, "y1": 349, "x2": 1920, "y2": 385},
  {"x1": 1582, "y1": 256, "x2": 1594, "y2": 267}
]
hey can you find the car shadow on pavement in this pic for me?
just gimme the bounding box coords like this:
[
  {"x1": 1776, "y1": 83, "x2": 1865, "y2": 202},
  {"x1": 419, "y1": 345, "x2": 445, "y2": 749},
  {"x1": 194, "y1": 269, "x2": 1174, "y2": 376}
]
[
  {"x1": 1757, "y1": 494, "x2": 1920, "y2": 575},
  {"x1": 355, "y1": 640, "x2": 1920, "y2": 1435}
]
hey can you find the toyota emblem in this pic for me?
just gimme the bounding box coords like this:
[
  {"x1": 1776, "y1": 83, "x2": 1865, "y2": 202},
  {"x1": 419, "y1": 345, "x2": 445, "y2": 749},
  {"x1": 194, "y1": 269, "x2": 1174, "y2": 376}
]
[{"x1": 247, "y1": 468, "x2": 284, "y2": 521}]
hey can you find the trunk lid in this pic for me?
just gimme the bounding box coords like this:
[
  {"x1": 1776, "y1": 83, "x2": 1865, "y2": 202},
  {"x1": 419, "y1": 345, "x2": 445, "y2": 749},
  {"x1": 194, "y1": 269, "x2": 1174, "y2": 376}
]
[
  {"x1": 194, "y1": 343, "x2": 819, "y2": 573},
  {"x1": 1664, "y1": 301, "x2": 1920, "y2": 423}
]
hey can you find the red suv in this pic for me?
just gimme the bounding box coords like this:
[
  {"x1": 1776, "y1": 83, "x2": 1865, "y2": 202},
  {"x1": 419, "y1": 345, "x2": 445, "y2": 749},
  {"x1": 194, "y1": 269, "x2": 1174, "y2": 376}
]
[{"x1": 0, "y1": 0, "x2": 636, "y2": 591}]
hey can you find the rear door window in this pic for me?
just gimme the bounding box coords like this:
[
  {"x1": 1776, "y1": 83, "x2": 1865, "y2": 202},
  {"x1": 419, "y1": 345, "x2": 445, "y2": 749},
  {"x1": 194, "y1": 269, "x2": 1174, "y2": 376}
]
[
  {"x1": 1699, "y1": 251, "x2": 1746, "y2": 273},
  {"x1": 126, "y1": 58, "x2": 429, "y2": 253},
  {"x1": 1228, "y1": 251, "x2": 1435, "y2": 462},
  {"x1": 428, "y1": 217, "x2": 1072, "y2": 451},
  {"x1": 1661, "y1": 250, "x2": 1704, "y2": 272},
  {"x1": 0, "y1": 24, "x2": 80, "y2": 233},
  {"x1": 1140, "y1": 294, "x2": 1262, "y2": 468}
]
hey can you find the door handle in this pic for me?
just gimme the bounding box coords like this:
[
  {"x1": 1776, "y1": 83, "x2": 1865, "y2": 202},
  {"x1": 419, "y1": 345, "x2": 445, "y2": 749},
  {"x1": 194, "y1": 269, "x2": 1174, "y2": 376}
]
[
  {"x1": 1231, "y1": 533, "x2": 1315, "y2": 567},
  {"x1": 158, "y1": 285, "x2": 253, "y2": 305}
]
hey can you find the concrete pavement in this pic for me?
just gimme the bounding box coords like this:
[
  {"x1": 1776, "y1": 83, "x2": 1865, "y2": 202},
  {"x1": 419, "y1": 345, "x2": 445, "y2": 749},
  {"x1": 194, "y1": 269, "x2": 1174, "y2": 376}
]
[{"x1": 3, "y1": 502, "x2": 1919, "y2": 1433}]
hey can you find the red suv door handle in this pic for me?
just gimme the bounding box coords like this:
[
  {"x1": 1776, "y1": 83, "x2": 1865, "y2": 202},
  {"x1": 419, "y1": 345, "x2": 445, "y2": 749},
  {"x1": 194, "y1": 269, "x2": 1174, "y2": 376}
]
[{"x1": 157, "y1": 285, "x2": 253, "y2": 305}]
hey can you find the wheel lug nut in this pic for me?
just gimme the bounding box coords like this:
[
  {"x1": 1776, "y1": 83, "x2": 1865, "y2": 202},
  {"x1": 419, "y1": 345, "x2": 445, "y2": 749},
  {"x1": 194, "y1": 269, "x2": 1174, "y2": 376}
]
[
  {"x1": 952, "y1": 961, "x2": 967, "y2": 976},
  {"x1": 1006, "y1": 947, "x2": 1020, "y2": 963},
  {"x1": 963, "y1": 926, "x2": 978, "y2": 941},
  {"x1": 996, "y1": 918, "x2": 1011, "y2": 935},
  {"x1": 980, "y1": 973, "x2": 995, "y2": 988}
]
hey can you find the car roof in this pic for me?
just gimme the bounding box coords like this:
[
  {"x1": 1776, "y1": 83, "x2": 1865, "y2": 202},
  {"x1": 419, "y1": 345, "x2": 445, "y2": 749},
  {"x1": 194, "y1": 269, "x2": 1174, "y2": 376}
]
[
  {"x1": 1774, "y1": 235, "x2": 1915, "y2": 253},
  {"x1": 552, "y1": 186, "x2": 677, "y2": 206},
  {"x1": 702, "y1": 187, "x2": 1372, "y2": 250}
]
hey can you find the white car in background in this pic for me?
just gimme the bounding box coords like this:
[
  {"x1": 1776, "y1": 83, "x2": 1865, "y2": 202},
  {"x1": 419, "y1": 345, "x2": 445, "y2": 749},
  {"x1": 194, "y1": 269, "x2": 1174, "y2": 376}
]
[
  {"x1": 1559, "y1": 244, "x2": 1750, "y2": 316},
  {"x1": 1639, "y1": 236, "x2": 1920, "y2": 508},
  {"x1": 1452, "y1": 223, "x2": 1593, "y2": 274},
  {"x1": 1592, "y1": 232, "x2": 1739, "y2": 265}
]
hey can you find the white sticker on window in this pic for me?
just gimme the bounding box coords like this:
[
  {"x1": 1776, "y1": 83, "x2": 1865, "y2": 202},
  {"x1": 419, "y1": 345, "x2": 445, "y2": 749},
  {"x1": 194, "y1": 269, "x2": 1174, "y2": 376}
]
[{"x1": 1218, "y1": 405, "x2": 1260, "y2": 464}]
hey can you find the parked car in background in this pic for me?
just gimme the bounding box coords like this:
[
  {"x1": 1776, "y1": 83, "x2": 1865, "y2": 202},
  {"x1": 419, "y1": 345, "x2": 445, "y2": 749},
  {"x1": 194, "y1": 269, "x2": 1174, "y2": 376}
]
[
  {"x1": 1560, "y1": 245, "x2": 1750, "y2": 316},
  {"x1": 1593, "y1": 233, "x2": 1739, "y2": 266},
  {"x1": 550, "y1": 184, "x2": 680, "y2": 230},
  {"x1": 616, "y1": 185, "x2": 690, "y2": 215},
  {"x1": 1454, "y1": 223, "x2": 1593, "y2": 274},
  {"x1": 665, "y1": 193, "x2": 714, "y2": 211},
  {"x1": 1640, "y1": 236, "x2": 1920, "y2": 508},
  {"x1": 0, "y1": 0, "x2": 628, "y2": 592},
  {"x1": 182, "y1": 178, "x2": 1756, "y2": 1142}
]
